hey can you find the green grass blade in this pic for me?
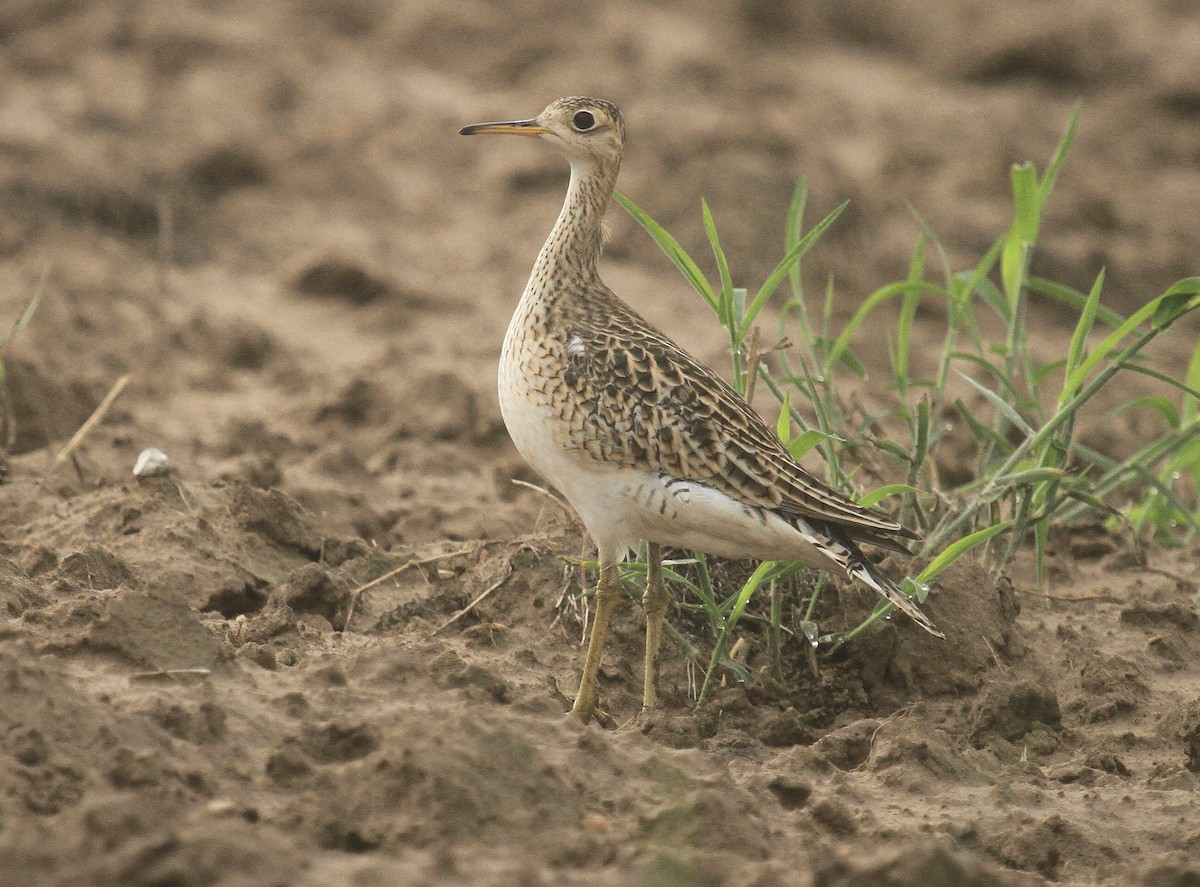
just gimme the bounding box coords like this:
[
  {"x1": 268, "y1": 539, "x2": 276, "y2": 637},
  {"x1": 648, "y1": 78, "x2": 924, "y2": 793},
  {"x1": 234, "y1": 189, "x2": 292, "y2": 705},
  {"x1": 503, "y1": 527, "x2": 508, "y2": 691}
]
[
  {"x1": 1066, "y1": 488, "x2": 1117, "y2": 515},
  {"x1": 1037, "y1": 101, "x2": 1081, "y2": 208},
  {"x1": 911, "y1": 394, "x2": 931, "y2": 474},
  {"x1": 775, "y1": 396, "x2": 791, "y2": 442},
  {"x1": 614, "y1": 191, "x2": 717, "y2": 310},
  {"x1": 1028, "y1": 276, "x2": 1124, "y2": 329},
  {"x1": 1032, "y1": 357, "x2": 1068, "y2": 387},
  {"x1": 1152, "y1": 277, "x2": 1200, "y2": 328},
  {"x1": 738, "y1": 202, "x2": 847, "y2": 339},
  {"x1": 1034, "y1": 517, "x2": 1050, "y2": 587},
  {"x1": 957, "y1": 370, "x2": 1035, "y2": 437},
  {"x1": 1104, "y1": 394, "x2": 1179, "y2": 428},
  {"x1": 783, "y1": 180, "x2": 820, "y2": 369},
  {"x1": 785, "y1": 179, "x2": 808, "y2": 297},
  {"x1": 657, "y1": 566, "x2": 703, "y2": 597},
  {"x1": 950, "y1": 352, "x2": 1022, "y2": 400},
  {"x1": 954, "y1": 398, "x2": 1015, "y2": 454},
  {"x1": 1182, "y1": 339, "x2": 1200, "y2": 427},
  {"x1": 1060, "y1": 268, "x2": 1106, "y2": 405},
  {"x1": 787, "y1": 428, "x2": 842, "y2": 461},
  {"x1": 1061, "y1": 279, "x2": 1200, "y2": 396},
  {"x1": 872, "y1": 437, "x2": 915, "y2": 462},
  {"x1": 1116, "y1": 462, "x2": 1200, "y2": 534},
  {"x1": 858, "y1": 484, "x2": 923, "y2": 508},
  {"x1": 916, "y1": 521, "x2": 1014, "y2": 584},
  {"x1": 1053, "y1": 430, "x2": 1200, "y2": 534},
  {"x1": 1002, "y1": 161, "x2": 1040, "y2": 306},
  {"x1": 1120, "y1": 364, "x2": 1200, "y2": 405},
  {"x1": 692, "y1": 552, "x2": 722, "y2": 636},
  {"x1": 702, "y1": 198, "x2": 736, "y2": 328},
  {"x1": 696, "y1": 560, "x2": 776, "y2": 706},
  {"x1": 895, "y1": 234, "x2": 926, "y2": 395},
  {"x1": 1, "y1": 266, "x2": 48, "y2": 350},
  {"x1": 825, "y1": 281, "x2": 940, "y2": 375},
  {"x1": 982, "y1": 467, "x2": 1071, "y2": 502},
  {"x1": 1010, "y1": 162, "x2": 1041, "y2": 243}
]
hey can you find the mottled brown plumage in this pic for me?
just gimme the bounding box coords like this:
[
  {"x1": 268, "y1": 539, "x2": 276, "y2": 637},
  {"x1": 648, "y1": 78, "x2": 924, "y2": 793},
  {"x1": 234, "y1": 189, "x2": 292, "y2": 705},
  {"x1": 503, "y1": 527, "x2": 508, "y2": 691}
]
[{"x1": 461, "y1": 97, "x2": 940, "y2": 724}]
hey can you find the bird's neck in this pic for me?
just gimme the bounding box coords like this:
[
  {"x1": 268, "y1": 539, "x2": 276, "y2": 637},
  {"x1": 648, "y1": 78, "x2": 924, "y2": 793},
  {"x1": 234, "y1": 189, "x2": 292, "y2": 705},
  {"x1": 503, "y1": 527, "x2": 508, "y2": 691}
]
[{"x1": 530, "y1": 157, "x2": 619, "y2": 292}]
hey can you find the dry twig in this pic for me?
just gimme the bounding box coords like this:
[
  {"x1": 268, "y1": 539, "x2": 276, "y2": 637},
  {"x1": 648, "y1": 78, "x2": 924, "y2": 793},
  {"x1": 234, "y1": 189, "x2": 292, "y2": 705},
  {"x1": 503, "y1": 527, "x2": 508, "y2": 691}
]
[
  {"x1": 435, "y1": 561, "x2": 514, "y2": 633},
  {"x1": 49, "y1": 373, "x2": 131, "y2": 471},
  {"x1": 343, "y1": 544, "x2": 478, "y2": 630}
]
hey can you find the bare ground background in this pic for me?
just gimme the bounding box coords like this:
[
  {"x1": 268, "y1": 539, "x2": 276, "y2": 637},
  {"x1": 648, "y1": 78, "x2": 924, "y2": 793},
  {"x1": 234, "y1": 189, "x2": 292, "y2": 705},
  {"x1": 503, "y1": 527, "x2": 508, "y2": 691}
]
[{"x1": 0, "y1": 1, "x2": 1199, "y2": 884}]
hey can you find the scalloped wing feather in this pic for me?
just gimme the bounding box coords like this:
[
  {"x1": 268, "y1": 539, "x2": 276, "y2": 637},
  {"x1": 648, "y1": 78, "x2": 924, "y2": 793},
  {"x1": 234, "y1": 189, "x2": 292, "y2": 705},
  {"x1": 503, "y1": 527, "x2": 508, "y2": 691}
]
[{"x1": 555, "y1": 287, "x2": 916, "y2": 546}]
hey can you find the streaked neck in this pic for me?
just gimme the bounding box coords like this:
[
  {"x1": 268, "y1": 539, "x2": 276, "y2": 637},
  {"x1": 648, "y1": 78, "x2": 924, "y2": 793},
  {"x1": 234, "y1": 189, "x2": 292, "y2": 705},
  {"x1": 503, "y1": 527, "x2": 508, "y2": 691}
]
[{"x1": 530, "y1": 157, "x2": 619, "y2": 291}]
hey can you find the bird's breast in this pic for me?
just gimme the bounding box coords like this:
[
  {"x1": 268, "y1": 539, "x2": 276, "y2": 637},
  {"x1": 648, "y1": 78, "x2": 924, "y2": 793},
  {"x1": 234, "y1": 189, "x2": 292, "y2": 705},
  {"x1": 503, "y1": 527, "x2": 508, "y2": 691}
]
[{"x1": 499, "y1": 302, "x2": 580, "y2": 485}]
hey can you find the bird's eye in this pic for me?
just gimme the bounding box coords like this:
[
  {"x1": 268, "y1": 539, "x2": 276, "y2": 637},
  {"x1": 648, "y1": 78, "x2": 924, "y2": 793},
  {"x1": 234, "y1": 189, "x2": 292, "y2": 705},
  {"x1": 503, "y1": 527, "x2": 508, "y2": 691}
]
[{"x1": 571, "y1": 110, "x2": 596, "y2": 132}]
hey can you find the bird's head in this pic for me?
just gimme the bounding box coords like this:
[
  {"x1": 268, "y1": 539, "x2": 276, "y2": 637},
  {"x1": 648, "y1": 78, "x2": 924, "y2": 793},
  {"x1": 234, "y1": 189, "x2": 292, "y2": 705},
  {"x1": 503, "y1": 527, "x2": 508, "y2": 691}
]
[{"x1": 459, "y1": 97, "x2": 625, "y2": 169}]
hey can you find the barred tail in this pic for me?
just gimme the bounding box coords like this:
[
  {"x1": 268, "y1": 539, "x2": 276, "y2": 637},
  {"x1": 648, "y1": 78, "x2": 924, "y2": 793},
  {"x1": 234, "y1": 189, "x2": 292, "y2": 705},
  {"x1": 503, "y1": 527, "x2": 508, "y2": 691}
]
[
  {"x1": 847, "y1": 555, "x2": 944, "y2": 639},
  {"x1": 796, "y1": 517, "x2": 944, "y2": 638}
]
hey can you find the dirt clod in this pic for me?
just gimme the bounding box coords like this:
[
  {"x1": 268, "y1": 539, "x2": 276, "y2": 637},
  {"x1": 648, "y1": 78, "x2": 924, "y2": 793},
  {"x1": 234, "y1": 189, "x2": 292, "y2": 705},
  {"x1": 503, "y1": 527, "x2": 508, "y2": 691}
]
[
  {"x1": 274, "y1": 563, "x2": 345, "y2": 625},
  {"x1": 291, "y1": 258, "x2": 395, "y2": 306},
  {"x1": 87, "y1": 587, "x2": 222, "y2": 670},
  {"x1": 815, "y1": 841, "x2": 1025, "y2": 887},
  {"x1": 970, "y1": 679, "x2": 1062, "y2": 745},
  {"x1": 55, "y1": 544, "x2": 138, "y2": 591}
]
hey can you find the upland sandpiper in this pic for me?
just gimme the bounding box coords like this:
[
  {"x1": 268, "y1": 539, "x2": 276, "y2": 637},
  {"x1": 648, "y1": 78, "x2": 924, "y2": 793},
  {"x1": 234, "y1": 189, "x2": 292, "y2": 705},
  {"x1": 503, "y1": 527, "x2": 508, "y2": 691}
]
[{"x1": 461, "y1": 97, "x2": 941, "y2": 724}]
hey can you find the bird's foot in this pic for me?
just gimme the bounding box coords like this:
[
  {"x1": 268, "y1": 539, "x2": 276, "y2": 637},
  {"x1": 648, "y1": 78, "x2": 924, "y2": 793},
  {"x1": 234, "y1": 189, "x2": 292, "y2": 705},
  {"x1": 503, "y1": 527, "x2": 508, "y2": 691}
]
[
  {"x1": 570, "y1": 695, "x2": 615, "y2": 729},
  {"x1": 615, "y1": 704, "x2": 675, "y2": 735}
]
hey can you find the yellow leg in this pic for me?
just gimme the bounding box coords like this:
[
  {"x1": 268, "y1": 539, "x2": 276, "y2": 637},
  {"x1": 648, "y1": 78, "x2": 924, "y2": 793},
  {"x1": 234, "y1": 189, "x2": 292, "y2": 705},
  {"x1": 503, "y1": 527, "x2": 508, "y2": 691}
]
[
  {"x1": 571, "y1": 562, "x2": 622, "y2": 723},
  {"x1": 642, "y1": 543, "x2": 669, "y2": 710}
]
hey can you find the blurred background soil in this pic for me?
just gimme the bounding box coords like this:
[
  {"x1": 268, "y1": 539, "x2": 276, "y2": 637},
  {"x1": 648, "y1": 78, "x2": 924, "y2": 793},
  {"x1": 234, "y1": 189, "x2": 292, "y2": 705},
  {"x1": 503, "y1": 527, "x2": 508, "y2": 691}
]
[{"x1": 0, "y1": 1, "x2": 1198, "y2": 884}]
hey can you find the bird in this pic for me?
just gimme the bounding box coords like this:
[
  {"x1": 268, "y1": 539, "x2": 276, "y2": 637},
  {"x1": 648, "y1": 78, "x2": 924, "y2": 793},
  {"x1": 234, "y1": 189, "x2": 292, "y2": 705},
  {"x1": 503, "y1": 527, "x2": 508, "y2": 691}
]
[{"x1": 460, "y1": 97, "x2": 941, "y2": 724}]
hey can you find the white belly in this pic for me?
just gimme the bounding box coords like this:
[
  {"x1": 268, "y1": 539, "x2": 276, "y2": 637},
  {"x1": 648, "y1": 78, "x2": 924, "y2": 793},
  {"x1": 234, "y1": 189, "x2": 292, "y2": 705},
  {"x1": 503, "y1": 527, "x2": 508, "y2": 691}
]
[{"x1": 499, "y1": 344, "x2": 836, "y2": 570}]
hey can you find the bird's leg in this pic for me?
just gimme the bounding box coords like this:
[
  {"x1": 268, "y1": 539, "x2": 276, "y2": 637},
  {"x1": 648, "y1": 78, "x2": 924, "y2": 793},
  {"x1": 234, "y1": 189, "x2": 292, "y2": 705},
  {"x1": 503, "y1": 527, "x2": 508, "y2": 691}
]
[
  {"x1": 641, "y1": 543, "x2": 669, "y2": 710},
  {"x1": 571, "y1": 561, "x2": 622, "y2": 723}
]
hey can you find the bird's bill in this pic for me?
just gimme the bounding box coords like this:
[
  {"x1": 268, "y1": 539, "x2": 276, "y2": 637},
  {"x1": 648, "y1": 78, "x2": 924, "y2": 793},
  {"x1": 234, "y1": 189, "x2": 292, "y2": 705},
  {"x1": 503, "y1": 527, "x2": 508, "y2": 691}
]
[{"x1": 458, "y1": 118, "x2": 548, "y2": 137}]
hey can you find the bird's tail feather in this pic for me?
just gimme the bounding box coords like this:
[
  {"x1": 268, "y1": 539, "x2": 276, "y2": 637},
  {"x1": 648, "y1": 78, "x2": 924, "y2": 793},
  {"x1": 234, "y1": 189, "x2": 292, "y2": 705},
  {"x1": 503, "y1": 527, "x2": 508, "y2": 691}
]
[
  {"x1": 847, "y1": 555, "x2": 944, "y2": 639},
  {"x1": 796, "y1": 518, "x2": 944, "y2": 638}
]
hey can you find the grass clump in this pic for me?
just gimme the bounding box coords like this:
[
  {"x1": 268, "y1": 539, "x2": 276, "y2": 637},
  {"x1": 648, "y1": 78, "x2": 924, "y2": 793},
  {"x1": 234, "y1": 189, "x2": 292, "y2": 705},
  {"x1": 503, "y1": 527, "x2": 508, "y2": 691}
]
[{"x1": 611, "y1": 105, "x2": 1200, "y2": 701}]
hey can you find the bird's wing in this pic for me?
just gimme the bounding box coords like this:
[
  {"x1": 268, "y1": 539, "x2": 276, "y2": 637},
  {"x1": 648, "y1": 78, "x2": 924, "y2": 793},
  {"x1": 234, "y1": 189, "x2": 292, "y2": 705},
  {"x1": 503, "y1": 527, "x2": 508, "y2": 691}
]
[{"x1": 562, "y1": 293, "x2": 914, "y2": 542}]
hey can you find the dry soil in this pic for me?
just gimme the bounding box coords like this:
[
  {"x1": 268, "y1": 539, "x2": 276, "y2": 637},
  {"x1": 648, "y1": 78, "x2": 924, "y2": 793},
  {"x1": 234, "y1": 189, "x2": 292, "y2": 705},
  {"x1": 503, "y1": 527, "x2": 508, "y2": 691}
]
[{"x1": 1, "y1": 2, "x2": 1199, "y2": 885}]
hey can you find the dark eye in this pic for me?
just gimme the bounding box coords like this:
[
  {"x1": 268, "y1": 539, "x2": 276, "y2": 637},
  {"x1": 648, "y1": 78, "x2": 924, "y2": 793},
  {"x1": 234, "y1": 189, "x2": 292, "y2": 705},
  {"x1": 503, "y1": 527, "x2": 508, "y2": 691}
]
[{"x1": 572, "y1": 110, "x2": 596, "y2": 131}]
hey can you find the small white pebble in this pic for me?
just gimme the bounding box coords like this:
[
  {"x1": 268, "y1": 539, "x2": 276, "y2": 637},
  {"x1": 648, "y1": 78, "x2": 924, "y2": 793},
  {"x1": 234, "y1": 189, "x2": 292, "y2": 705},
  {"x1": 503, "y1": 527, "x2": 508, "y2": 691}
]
[
  {"x1": 133, "y1": 447, "x2": 171, "y2": 477},
  {"x1": 205, "y1": 799, "x2": 239, "y2": 817}
]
